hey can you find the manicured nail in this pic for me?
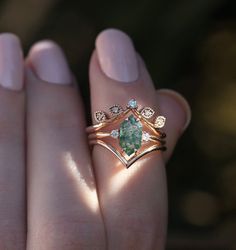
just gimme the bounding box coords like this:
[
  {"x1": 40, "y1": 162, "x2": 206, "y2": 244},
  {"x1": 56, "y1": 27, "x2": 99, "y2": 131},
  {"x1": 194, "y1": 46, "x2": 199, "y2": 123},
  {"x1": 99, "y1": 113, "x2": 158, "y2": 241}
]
[
  {"x1": 158, "y1": 89, "x2": 191, "y2": 132},
  {"x1": 0, "y1": 33, "x2": 23, "y2": 90},
  {"x1": 96, "y1": 28, "x2": 139, "y2": 83},
  {"x1": 28, "y1": 40, "x2": 71, "y2": 84}
]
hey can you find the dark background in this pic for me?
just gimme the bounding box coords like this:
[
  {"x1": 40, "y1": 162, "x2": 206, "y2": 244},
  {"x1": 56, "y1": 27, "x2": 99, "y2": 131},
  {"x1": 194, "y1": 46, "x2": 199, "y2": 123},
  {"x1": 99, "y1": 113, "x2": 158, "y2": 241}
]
[{"x1": 0, "y1": 0, "x2": 235, "y2": 249}]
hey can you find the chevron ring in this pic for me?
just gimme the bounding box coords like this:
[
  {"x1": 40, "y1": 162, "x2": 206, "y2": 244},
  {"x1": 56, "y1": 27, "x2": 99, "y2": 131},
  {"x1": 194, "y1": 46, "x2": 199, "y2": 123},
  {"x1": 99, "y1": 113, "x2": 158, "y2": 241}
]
[{"x1": 86, "y1": 99, "x2": 166, "y2": 168}]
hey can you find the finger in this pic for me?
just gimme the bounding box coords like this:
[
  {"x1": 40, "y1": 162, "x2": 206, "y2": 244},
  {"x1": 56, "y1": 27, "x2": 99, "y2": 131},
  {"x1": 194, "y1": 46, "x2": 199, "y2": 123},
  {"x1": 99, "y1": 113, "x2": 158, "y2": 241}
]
[
  {"x1": 156, "y1": 89, "x2": 191, "y2": 163},
  {"x1": 0, "y1": 34, "x2": 26, "y2": 249},
  {"x1": 26, "y1": 41, "x2": 105, "y2": 249},
  {"x1": 89, "y1": 29, "x2": 190, "y2": 250}
]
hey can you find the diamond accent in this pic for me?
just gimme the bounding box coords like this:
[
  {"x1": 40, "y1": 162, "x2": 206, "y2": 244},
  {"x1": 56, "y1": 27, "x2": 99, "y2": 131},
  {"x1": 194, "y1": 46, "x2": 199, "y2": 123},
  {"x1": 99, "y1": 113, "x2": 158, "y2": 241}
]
[
  {"x1": 110, "y1": 129, "x2": 119, "y2": 138},
  {"x1": 154, "y1": 116, "x2": 166, "y2": 128},
  {"x1": 142, "y1": 131, "x2": 150, "y2": 142},
  {"x1": 109, "y1": 105, "x2": 123, "y2": 115},
  {"x1": 94, "y1": 111, "x2": 107, "y2": 123},
  {"x1": 141, "y1": 107, "x2": 155, "y2": 119},
  {"x1": 127, "y1": 99, "x2": 137, "y2": 109}
]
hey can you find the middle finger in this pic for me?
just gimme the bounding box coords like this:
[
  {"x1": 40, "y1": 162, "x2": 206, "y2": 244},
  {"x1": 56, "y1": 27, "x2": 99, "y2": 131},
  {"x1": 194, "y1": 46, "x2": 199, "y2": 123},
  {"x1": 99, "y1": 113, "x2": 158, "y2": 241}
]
[{"x1": 26, "y1": 41, "x2": 105, "y2": 249}]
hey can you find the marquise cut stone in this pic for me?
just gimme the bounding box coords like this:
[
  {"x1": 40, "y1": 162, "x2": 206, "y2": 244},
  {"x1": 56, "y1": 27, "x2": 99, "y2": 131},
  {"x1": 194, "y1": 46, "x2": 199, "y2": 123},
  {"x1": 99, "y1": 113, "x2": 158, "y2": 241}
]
[{"x1": 119, "y1": 115, "x2": 142, "y2": 156}]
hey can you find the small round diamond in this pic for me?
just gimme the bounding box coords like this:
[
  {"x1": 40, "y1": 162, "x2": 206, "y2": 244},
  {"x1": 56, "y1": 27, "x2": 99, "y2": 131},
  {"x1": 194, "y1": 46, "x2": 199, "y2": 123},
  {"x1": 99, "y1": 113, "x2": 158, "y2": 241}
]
[
  {"x1": 127, "y1": 99, "x2": 137, "y2": 109},
  {"x1": 110, "y1": 105, "x2": 123, "y2": 115},
  {"x1": 154, "y1": 116, "x2": 166, "y2": 128},
  {"x1": 141, "y1": 107, "x2": 155, "y2": 119},
  {"x1": 142, "y1": 131, "x2": 150, "y2": 142},
  {"x1": 94, "y1": 111, "x2": 107, "y2": 123},
  {"x1": 110, "y1": 129, "x2": 119, "y2": 138}
]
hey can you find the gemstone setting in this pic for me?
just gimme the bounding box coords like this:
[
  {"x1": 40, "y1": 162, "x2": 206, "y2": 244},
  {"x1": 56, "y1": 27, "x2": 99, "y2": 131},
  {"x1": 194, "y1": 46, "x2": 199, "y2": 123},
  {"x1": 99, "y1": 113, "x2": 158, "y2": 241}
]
[
  {"x1": 110, "y1": 129, "x2": 119, "y2": 138},
  {"x1": 109, "y1": 105, "x2": 123, "y2": 115},
  {"x1": 154, "y1": 116, "x2": 166, "y2": 128},
  {"x1": 119, "y1": 115, "x2": 142, "y2": 156},
  {"x1": 141, "y1": 107, "x2": 155, "y2": 119},
  {"x1": 142, "y1": 131, "x2": 150, "y2": 142},
  {"x1": 94, "y1": 111, "x2": 107, "y2": 123},
  {"x1": 127, "y1": 99, "x2": 137, "y2": 109}
]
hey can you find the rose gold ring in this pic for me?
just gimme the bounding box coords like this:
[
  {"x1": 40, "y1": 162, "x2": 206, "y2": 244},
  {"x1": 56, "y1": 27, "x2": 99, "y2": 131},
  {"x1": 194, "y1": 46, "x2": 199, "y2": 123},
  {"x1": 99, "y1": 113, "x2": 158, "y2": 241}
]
[{"x1": 86, "y1": 99, "x2": 166, "y2": 168}]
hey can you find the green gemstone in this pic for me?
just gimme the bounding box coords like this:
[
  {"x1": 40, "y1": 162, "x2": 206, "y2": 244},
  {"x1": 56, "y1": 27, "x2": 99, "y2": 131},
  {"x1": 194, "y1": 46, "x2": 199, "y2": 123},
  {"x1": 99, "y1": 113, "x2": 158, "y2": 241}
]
[{"x1": 119, "y1": 115, "x2": 142, "y2": 156}]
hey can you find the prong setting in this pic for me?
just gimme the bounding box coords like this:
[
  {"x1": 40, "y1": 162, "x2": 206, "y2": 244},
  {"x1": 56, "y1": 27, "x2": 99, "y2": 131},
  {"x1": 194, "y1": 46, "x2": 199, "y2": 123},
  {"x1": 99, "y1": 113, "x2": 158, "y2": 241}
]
[
  {"x1": 154, "y1": 116, "x2": 166, "y2": 128},
  {"x1": 110, "y1": 104, "x2": 123, "y2": 116},
  {"x1": 127, "y1": 99, "x2": 138, "y2": 109},
  {"x1": 141, "y1": 107, "x2": 155, "y2": 119},
  {"x1": 110, "y1": 129, "x2": 119, "y2": 139},
  {"x1": 94, "y1": 111, "x2": 107, "y2": 123}
]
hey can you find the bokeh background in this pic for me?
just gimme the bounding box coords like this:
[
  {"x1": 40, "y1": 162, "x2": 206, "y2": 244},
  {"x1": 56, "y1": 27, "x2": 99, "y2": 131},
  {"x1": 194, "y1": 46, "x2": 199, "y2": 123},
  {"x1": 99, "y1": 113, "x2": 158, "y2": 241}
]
[{"x1": 0, "y1": 0, "x2": 235, "y2": 249}]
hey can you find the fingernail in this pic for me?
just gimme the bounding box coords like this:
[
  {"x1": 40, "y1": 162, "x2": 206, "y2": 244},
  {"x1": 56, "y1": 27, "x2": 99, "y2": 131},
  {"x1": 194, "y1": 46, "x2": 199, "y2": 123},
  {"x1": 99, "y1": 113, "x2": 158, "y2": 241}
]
[
  {"x1": 158, "y1": 89, "x2": 191, "y2": 132},
  {"x1": 0, "y1": 33, "x2": 23, "y2": 90},
  {"x1": 96, "y1": 28, "x2": 139, "y2": 83},
  {"x1": 28, "y1": 40, "x2": 71, "y2": 84}
]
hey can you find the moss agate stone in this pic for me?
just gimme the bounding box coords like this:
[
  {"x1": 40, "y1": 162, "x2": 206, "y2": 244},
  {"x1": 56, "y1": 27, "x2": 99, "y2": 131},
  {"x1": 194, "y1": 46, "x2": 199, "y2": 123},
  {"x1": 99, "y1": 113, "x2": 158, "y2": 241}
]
[{"x1": 119, "y1": 115, "x2": 142, "y2": 156}]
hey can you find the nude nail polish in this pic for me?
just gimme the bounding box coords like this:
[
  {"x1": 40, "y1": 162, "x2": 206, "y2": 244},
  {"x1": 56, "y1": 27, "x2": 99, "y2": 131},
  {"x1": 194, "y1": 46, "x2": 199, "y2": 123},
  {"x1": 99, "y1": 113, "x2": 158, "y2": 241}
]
[
  {"x1": 28, "y1": 40, "x2": 71, "y2": 84},
  {"x1": 96, "y1": 29, "x2": 139, "y2": 83},
  {"x1": 0, "y1": 33, "x2": 24, "y2": 90}
]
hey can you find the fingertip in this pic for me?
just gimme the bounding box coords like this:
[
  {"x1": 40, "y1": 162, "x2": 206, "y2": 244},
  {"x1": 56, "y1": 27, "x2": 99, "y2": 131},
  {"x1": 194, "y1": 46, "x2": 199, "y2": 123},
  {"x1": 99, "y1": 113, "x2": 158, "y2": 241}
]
[
  {"x1": 27, "y1": 40, "x2": 71, "y2": 84},
  {"x1": 95, "y1": 28, "x2": 138, "y2": 83}
]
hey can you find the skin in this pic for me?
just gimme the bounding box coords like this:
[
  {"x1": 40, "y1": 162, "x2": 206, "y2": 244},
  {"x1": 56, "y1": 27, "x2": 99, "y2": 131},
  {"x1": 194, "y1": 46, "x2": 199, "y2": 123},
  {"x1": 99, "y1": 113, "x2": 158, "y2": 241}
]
[{"x1": 0, "y1": 29, "x2": 190, "y2": 249}]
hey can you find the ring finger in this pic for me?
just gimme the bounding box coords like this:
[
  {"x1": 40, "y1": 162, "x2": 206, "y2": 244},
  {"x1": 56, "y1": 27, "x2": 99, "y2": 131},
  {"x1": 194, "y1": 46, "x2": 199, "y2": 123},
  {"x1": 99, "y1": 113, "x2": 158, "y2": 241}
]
[{"x1": 89, "y1": 29, "x2": 190, "y2": 249}]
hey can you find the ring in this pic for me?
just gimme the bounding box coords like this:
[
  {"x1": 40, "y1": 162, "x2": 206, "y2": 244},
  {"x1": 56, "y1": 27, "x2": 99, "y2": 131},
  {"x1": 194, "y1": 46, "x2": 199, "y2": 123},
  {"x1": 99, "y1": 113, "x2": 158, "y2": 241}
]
[{"x1": 86, "y1": 99, "x2": 167, "y2": 168}]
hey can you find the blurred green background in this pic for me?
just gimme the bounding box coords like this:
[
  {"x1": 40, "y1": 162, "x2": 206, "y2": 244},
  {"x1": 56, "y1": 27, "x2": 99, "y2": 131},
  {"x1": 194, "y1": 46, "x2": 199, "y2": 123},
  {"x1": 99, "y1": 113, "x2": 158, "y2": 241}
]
[{"x1": 0, "y1": 0, "x2": 235, "y2": 249}]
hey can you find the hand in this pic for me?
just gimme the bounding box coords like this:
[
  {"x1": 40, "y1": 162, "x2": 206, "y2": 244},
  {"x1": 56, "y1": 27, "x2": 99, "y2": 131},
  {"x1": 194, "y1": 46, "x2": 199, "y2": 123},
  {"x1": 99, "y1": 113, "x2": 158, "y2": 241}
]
[{"x1": 0, "y1": 29, "x2": 191, "y2": 249}]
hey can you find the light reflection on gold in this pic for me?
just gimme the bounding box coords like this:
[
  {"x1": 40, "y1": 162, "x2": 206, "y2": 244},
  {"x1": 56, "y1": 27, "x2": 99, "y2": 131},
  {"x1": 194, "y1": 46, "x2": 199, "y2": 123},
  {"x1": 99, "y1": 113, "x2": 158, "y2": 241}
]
[{"x1": 63, "y1": 151, "x2": 99, "y2": 213}]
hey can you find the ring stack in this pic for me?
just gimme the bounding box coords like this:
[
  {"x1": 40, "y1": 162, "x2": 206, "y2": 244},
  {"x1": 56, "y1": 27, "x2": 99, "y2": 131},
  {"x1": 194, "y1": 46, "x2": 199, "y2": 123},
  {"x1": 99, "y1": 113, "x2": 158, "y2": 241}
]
[{"x1": 86, "y1": 99, "x2": 166, "y2": 168}]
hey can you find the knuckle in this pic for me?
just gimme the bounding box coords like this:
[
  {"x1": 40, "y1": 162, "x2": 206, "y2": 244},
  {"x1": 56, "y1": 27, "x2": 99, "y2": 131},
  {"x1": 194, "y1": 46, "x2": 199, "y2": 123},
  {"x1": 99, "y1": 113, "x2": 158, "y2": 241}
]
[{"x1": 33, "y1": 216, "x2": 105, "y2": 250}]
